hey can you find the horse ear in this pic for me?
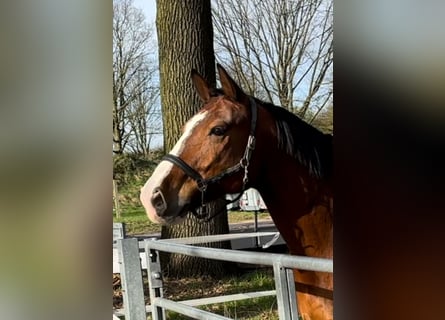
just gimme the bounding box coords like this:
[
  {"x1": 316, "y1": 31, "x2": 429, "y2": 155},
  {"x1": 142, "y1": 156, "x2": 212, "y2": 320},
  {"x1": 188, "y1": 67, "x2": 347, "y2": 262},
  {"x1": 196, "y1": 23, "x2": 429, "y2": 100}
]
[
  {"x1": 217, "y1": 63, "x2": 246, "y2": 102},
  {"x1": 191, "y1": 69, "x2": 211, "y2": 102}
]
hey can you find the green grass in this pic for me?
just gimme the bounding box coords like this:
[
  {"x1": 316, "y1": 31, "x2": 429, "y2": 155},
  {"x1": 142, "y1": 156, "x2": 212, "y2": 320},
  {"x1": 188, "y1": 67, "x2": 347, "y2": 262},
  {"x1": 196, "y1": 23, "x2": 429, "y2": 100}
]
[
  {"x1": 155, "y1": 270, "x2": 278, "y2": 320},
  {"x1": 113, "y1": 207, "x2": 161, "y2": 234},
  {"x1": 225, "y1": 270, "x2": 276, "y2": 293},
  {"x1": 227, "y1": 210, "x2": 271, "y2": 224},
  {"x1": 113, "y1": 209, "x2": 272, "y2": 235},
  {"x1": 165, "y1": 296, "x2": 278, "y2": 320}
]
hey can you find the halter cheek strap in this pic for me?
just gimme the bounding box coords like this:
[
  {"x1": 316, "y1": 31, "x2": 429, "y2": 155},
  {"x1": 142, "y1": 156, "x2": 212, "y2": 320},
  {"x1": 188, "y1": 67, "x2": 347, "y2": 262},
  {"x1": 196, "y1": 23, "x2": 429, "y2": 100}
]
[{"x1": 162, "y1": 97, "x2": 258, "y2": 220}]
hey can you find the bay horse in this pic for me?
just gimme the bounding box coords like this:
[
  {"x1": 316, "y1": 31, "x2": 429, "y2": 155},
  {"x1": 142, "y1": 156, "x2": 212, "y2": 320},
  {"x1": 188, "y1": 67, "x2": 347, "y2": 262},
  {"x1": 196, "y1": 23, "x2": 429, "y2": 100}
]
[{"x1": 140, "y1": 64, "x2": 333, "y2": 320}]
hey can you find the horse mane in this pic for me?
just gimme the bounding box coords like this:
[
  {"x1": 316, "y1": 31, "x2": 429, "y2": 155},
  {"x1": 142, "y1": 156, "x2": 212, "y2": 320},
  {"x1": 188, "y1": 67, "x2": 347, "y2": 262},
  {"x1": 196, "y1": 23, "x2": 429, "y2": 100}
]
[
  {"x1": 257, "y1": 98, "x2": 333, "y2": 180},
  {"x1": 208, "y1": 88, "x2": 332, "y2": 180}
]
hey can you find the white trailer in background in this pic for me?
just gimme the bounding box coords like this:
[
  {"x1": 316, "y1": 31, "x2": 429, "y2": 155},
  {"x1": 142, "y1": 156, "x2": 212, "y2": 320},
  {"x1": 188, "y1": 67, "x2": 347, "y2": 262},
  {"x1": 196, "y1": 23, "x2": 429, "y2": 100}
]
[
  {"x1": 226, "y1": 188, "x2": 267, "y2": 211},
  {"x1": 226, "y1": 188, "x2": 269, "y2": 247},
  {"x1": 239, "y1": 188, "x2": 267, "y2": 211}
]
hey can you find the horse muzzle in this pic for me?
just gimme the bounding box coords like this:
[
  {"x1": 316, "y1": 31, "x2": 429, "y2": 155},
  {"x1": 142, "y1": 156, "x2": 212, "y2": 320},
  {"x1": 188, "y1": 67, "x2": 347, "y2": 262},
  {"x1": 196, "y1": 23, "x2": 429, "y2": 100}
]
[
  {"x1": 151, "y1": 187, "x2": 168, "y2": 216},
  {"x1": 140, "y1": 184, "x2": 189, "y2": 225}
]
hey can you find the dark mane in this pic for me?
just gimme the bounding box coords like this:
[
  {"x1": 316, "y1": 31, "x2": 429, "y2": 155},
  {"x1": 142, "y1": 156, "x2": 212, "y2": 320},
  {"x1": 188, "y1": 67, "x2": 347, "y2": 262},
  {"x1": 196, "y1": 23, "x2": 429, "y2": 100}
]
[
  {"x1": 209, "y1": 87, "x2": 332, "y2": 180},
  {"x1": 257, "y1": 98, "x2": 333, "y2": 180}
]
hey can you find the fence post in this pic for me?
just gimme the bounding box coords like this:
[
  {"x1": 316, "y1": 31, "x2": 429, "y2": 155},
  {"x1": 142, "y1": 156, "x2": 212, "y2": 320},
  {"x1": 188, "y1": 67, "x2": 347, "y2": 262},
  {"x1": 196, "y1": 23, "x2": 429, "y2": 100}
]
[
  {"x1": 254, "y1": 210, "x2": 259, "y2": 247},
  {"x1": 117, "y1": 238, "x2": 146, "y2": 320},
  {"x1": 113, "y1": 179, "x2": 121, "y2": 218},
  {"x1": 273, "y1": 262, "x2": 299, "y2": 320},
  {"x1": 113, "y1": 223, "x2": 126, "y2": 242},
  {"x1": 145, "y1": 240, "x2": 165, "y2": 320}
]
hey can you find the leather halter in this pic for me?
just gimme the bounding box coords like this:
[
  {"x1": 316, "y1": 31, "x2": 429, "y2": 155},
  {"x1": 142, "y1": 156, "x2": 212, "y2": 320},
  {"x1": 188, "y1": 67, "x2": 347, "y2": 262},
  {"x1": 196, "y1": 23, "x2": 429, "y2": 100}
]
[
  {"x1": 295, "y1": 282, "x2": 334, "y2": 300},
  {"x1": 162, "y1": 97, "x2": 258, "y2": 220}
]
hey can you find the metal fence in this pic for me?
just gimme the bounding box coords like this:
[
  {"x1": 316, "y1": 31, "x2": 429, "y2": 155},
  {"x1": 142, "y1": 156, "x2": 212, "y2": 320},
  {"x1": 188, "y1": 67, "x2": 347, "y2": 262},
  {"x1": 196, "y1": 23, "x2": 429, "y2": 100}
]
[{"x1": 114, "y1": 232, "x2": 333, "y2": 320}]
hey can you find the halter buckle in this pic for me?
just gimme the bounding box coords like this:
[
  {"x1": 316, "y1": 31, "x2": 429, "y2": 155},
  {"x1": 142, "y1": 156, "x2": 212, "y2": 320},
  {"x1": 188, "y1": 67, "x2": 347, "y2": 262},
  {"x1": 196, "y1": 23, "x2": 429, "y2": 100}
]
[
  {"x1": 196, "y1": 179, "x2": 207, "y2": 192},
  {"x1": 241, "y1": 135, "x2": 256, "y2": 165},
  {"x1": 240, "y1": 157, "x2": 249, "y2": 169},
  {"x1": 247, "y1": 135, "x2": 256, "y2": 150}
]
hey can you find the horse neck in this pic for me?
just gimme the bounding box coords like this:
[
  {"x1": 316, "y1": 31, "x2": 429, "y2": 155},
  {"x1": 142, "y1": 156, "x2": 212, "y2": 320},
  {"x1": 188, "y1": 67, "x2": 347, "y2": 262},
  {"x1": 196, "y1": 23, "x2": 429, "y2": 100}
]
[{"x1": 255, "y1": 152, "x2": 333, "y2": 259}]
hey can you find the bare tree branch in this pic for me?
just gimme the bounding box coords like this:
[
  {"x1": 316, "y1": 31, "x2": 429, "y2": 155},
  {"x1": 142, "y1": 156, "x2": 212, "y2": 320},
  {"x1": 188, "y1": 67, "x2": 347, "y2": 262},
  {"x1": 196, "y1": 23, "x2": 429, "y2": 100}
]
[
  {"x1": 212, "y1": 0, "x2": 333, "y2": 123},
  {"x1": 113, "y1": 0, "x2": 161, "y2": 155}
]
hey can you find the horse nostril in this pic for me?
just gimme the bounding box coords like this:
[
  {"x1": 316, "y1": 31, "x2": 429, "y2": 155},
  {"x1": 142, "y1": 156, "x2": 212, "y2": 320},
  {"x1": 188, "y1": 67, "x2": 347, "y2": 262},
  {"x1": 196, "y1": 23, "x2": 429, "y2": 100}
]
[{"x1": 151, "y1": 188, "x2": 167, "y2": 215}]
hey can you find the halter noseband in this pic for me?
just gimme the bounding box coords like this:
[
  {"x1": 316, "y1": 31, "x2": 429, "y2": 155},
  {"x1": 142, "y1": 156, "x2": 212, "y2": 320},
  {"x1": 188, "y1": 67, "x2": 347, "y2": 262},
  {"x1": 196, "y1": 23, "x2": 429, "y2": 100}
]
[{"x1": 162, "y1": 97, "x2": 258, "y2": 220}]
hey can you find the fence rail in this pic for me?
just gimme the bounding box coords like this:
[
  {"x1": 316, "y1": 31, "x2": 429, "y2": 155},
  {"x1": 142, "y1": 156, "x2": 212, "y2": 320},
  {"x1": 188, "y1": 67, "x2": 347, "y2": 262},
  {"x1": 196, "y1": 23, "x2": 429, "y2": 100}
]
[{"x1": 145, "y1": 239, "x2": 332, "y2": 273}]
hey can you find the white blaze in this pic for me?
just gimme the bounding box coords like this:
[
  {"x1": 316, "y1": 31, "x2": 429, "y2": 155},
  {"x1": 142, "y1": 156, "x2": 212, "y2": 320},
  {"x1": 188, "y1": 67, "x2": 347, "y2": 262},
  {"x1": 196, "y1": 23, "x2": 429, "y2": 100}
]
[{"x1": 140, "y1": 111, "x2": 208, "y2": 223}]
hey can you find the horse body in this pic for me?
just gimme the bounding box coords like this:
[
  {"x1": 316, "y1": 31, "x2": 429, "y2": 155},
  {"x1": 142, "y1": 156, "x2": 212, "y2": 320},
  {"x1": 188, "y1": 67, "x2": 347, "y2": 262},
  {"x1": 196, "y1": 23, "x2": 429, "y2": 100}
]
[
  {"x1": 256, "y1": 160, "x2": 333, "y2": 319},
  {"x1": 250, "y1": 106, "x2": 333, "y2": 319},
  {"x1": 140, "y1": 64, "x2": 333, "y2": 319}
]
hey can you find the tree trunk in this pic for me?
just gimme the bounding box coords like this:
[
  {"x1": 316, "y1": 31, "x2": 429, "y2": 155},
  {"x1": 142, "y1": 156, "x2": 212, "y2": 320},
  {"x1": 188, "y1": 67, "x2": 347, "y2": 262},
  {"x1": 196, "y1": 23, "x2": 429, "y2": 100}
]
[
  {"x1": 113, "y1": 103, "x2": 123, "y2": 154},
  {"x1": 156, "y1": 0, "x2": 234, "y2": 278},
  {"x1": 161, "y1": 199, "x2": 234, "y2": 278},
  {"x1": 113, "y1": 179, "x2": 121, "y2": 218}
]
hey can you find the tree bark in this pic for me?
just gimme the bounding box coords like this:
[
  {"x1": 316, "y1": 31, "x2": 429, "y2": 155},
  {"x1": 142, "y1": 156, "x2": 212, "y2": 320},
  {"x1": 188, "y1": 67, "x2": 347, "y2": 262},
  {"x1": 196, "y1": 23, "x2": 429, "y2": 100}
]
[{"x1": 156, "y1": 0, "x2": 234, "y2": 278}]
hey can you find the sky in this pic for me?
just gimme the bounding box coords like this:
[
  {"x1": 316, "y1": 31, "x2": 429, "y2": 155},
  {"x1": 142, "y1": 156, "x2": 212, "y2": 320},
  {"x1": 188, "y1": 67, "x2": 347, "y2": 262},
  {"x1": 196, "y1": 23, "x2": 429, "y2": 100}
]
[
  {"x1": 131, "y1": 0, "x2": 162, "y2": 148},
  {"x1": 133, "y1": 0, "x2": 156, "y2": 24}
]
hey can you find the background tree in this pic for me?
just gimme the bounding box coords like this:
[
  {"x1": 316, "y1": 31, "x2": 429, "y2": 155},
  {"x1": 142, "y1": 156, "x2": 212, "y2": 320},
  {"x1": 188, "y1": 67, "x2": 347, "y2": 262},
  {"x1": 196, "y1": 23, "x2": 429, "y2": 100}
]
[
  {"x1": 124, "y1": 68, "x2": 162, "y2": 156},
  {"x1": 156, "y1": 0, "x2": 233, "y2": 277},
  {"x1": 113, "y1": 0, "x2": 160, "y2": 155},
  {"x1": 311, "y1": 103, "x2": 333, "y2": 134},
  {"x1": 212, "y1": 0, "x2": 333, "y2": 122}
]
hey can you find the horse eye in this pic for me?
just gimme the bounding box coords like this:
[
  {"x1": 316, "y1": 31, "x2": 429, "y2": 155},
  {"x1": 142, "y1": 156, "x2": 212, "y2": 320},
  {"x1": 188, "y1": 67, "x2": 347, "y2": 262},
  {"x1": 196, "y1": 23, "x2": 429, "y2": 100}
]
[{"x1": 210, "y1": 126, "x2": 226, "y2": 136}]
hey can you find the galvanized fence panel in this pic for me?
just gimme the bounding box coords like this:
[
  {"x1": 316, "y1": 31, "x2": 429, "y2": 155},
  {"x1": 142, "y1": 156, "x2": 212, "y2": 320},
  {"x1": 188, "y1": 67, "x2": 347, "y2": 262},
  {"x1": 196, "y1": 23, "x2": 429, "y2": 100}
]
[{"x1": 114, "y1": 233, "x2": 333, "y2": 320}]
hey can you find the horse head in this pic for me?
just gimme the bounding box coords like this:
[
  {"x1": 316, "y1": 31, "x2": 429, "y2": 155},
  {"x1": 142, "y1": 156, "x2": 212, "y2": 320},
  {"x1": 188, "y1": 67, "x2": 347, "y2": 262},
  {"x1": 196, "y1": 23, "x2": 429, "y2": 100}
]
[{"x1": 140, "y1": 65, "x2": 265, "y2": 224}]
